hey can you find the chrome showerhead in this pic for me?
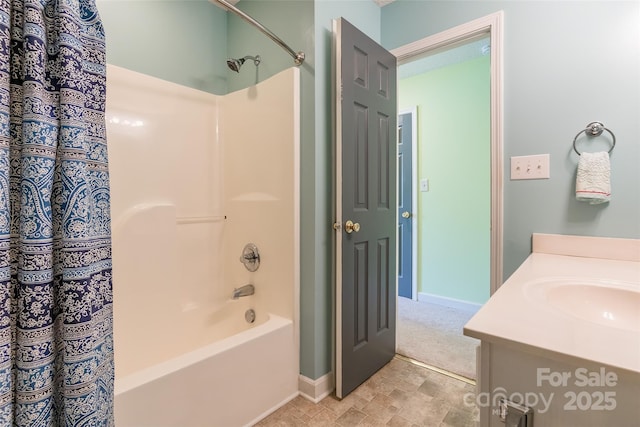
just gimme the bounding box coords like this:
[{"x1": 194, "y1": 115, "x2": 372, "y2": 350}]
[
  {"x1": 226, "y1": 58, "x2": 244, "y2": 72},
  {"x1": 227, "y1": 55, "x2": 261, "y2": 73}
]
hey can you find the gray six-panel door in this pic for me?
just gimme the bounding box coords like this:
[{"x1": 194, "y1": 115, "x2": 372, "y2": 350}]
[{"x1": 334, "y1": 17, "x2": 397, "y2": 399}]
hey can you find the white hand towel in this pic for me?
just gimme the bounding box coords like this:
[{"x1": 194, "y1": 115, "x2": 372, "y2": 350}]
[{"x1": 576, "y1": 151, "x2": 611, "y2": 204}]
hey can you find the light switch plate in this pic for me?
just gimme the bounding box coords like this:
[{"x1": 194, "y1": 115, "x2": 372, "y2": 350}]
[
  {"x1": 420, "y1": 178, "x2": 429, "y2": 192},
  {"x1": 510, "y1": 154, "x2": 550, "y2": 180}
]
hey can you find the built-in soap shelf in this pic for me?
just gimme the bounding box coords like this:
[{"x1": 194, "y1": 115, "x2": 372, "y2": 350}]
[
  {"x1": 176, "y1": 215, "x2": 226, "y2": 225},
  {"x1": 113, "y1": 203, "x2": 225, "y2": 231}
]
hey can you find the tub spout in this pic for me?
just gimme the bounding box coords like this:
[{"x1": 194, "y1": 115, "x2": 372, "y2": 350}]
[{"x1": 232, "y1": 284, "x2": 255, "y2": 299}]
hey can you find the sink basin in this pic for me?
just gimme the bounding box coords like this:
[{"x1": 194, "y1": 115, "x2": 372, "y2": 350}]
[{"x1": 525, "y1": 279, "x2": 640, "y2": 331}]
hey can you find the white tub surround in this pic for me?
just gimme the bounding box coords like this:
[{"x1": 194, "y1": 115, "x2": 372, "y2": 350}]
[
  {"x1": 108, "y1": 65, "x2": 300, "y2": 427},
  {"x1": 464, "y1": 233, "x2": 640, "y2": 426}
]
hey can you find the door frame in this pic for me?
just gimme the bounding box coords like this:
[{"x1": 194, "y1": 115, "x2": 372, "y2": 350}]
[
  {"x1": 391, "y1": 11, "x2": 504, "y2": 297},
  {"x1": 398, "y1": 107, "x2": 418, "y2": 301}
]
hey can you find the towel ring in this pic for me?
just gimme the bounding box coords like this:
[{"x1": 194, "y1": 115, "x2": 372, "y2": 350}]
[{"x1": 573, "y1": 121, "x2": 615, "y2": 156}]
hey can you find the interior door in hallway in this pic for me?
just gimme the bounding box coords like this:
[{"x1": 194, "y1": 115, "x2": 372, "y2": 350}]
[
  {"x1": 397, "y1": 111, "x2": 413, "y2": 299},
  {"x1": 333, "y1": 17, "x2": 398, "y2": 399}
]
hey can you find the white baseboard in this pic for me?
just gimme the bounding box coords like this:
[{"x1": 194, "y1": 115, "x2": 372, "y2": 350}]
[
  {"x1": 298, "y1": 372, "x2": 334, "y2": 403},
  {"x1": 417, "y1": 292, "x2": 482, "y2": 312}
]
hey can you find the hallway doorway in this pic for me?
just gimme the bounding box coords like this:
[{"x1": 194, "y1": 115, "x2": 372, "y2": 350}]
[{"x1": 392, "y1": 12, "x2": 504, "y2": 380}]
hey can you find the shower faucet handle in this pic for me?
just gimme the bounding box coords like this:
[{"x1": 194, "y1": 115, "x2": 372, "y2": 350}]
[{"x1": 239, "y1": 243, "x2": 260, "y2": 272}]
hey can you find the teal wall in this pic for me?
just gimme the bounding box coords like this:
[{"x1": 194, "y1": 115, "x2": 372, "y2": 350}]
[
  {"x1": 225, "y1": 0, "x2": 322, "y2": 379},
  {"x1": 98, "y1": 0, "x2": 640, "y2": 382},
  {"x1": 312, "y1": 0, "x2": 381, "y2": 380},
  {"x1": 399, "y1": 56, "x2": 491, "y2": 305},
  {"x1": 226, "y1": 1, "x2": 314, "y2": 93},
  {"x1": 97, "y1": 0, "x2": 228, "y2": 94},
  {"x1": 384, "y1": 1, "x2": 640, "y2": 279},
  {"x1": 225, "y1": 0, "x2": 381, "y2": 380},
  {"x1": 98, "y1": 0, "x2": 377, "y2": 381}
]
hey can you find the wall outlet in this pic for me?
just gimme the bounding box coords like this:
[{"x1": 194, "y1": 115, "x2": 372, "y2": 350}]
[{"x1": 510, "y1": 154, "x2": 550, "y2": 180}]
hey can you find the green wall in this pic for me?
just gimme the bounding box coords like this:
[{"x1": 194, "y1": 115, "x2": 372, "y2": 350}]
[
  {"x1": 384, "y1": 1, "x2": 640, "y2": 279},
  {"x1": 399, "y1": 56, "x2": 490, "y2": 305}
]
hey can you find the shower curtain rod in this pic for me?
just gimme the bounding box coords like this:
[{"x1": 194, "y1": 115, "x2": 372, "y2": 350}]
[{"x1": 211, "y1": 0, "x2": 305, "y2": 66}]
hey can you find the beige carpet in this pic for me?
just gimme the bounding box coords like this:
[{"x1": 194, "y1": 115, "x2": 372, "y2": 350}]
[{"x1": 396, "y1": 296, "x2": 479, "y2": 380}]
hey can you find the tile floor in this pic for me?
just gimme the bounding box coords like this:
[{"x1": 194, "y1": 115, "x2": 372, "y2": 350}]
[{"x1": 255, "y1": 355, "x2": 478, "y2": 426}]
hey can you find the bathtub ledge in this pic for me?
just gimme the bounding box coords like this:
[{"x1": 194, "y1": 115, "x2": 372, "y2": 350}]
[{"x1": 115, "y1": 313, "x2": 292, "y2": 395}]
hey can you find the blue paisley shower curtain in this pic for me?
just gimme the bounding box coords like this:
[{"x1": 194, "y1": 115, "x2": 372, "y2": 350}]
[{"x1": 0, "y1": 0, "x2": 113, "y2": 425}]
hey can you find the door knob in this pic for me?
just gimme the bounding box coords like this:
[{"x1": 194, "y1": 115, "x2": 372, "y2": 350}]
[
  {"x1": 402, "y1": 211, "x2": 411, "y2": 219},
  {"x1": 344, "y1": 220, "x2": 360, "y2": 234}
]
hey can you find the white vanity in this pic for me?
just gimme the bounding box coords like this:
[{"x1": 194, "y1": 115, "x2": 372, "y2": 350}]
[{"x1": 464, "y1": 233, "x2": 640, "y2": 426}]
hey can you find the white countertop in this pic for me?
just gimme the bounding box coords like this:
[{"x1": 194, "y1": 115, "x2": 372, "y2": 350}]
[{"x1": 464, "y1": 234, "x2": 640, "y2": 374}]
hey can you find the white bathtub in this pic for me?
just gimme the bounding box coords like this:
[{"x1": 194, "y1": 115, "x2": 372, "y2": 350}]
[{"x1": 114, "y1": 298, "x2": 298, "y2": 427}]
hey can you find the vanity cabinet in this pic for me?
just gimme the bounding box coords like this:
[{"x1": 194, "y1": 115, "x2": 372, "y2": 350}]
[{"x1": 472, "y1": 342, "x2": 640, "y2": 426}]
